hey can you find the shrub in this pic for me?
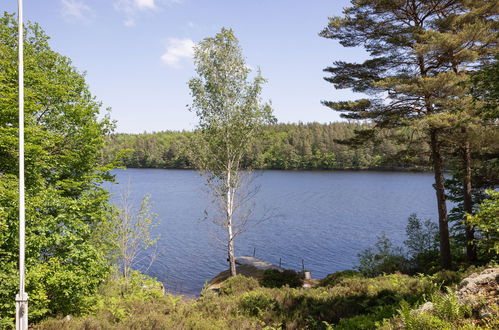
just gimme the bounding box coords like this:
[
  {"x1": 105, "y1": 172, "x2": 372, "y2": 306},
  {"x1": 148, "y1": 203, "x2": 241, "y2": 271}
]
[
  {"x1": 239, "y1": 291, "x2": 277, "y2": 317},
  {"x1": 260, "y1": 269, "x2": 303, "y2": 288},
  {"x1": 319, "y1": 270, "x2": 363, "y2": 287},
  {"x1": 218, "y1": 275, "x2": 260, "y2": 295},
  {"x1": 357, "y1": 235, "x2": 410, "y2": 277},
  {"x1": 429, "y1": 270, "x2": 465, "y2": 288},
  {"x1": 335, "y1": 304, "x2": 396, "y2": 330},
  {"x1": 405, "y1": 214, "x2": 440, "y2": 272},
  {"x1": 467, "y1": 190, "x2": 499, "y2": 260}
]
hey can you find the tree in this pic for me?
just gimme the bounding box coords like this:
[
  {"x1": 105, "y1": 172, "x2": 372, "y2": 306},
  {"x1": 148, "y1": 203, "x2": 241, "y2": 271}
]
[
  {"x1": 0, "y1": 13, "x2": 114, "y2": 322},
  {"x1": 188, "y1": 28, "x2": 274, "y2": 276},
  {"x1": 320, "y1": 0, "x2": 497, "y2": 269},
  {"x1": 112, "y1": 190, "x2": 159, "y2": 280}
]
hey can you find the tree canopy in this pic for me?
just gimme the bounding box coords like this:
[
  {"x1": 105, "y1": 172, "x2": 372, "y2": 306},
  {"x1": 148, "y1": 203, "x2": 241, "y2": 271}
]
[{"x1": 0, "y1": 13, "x2": 114, "y2": 323}]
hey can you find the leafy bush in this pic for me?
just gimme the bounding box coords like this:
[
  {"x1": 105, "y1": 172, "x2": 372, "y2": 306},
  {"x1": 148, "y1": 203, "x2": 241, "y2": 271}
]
[
  {"x1": 429, "y1": 270, "x2": 465, "y2": 288},
  {"x1": 218, "y1": 275, "x2": 260, "y2": 295},
  {"x1": 357, "y1": 234, "x2": 410, "y2": 277},
  {"x1": 239, "y1": 291, "x2": 277, "y2": 317},
  {"x1": 468, "y1": 190, "x2": 499, "y2": 260},
  {"x1": 405, "y1": 214, "x2": 440, "y2": 272},
  {"x1": 260, "y1": 269, "x2": 303, "y2": 288},
  {"x1": 319, "y1": 270, "x2": 363, "y2": 287},
  {"x1": 335, "y1": 305, "x2": 396, "y2": 329},
  {"x1": 358, "y1": 214, "x2": 442, "y2": 277}
]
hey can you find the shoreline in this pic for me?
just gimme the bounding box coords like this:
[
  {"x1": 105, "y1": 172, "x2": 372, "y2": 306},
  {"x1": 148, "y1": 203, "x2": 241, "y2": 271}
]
[{"x1": 111, "y1": 166, "x2": 433, "y2": 173}]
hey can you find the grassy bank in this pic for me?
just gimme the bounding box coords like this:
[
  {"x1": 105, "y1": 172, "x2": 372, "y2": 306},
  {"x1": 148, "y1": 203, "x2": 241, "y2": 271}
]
[{"x1": 35, "y1": 266, "x2": 497, "y2": 330}]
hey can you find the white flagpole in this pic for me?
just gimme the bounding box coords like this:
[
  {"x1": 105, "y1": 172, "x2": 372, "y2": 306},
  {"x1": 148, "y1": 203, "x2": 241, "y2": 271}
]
[{"x1": 15, "y1": 0, "x2": 28, "y2": 328}]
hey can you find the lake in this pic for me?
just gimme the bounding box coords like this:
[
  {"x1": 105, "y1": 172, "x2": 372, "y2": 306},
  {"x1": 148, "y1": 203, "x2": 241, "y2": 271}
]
[{"x1": 104, "y1": 169, "x2": 440, "y2": 296}]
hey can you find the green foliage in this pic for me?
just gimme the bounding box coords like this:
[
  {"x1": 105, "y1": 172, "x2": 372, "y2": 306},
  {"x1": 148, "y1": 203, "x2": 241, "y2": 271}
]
[
  {"x1": 100, "y1": 122, "x2": 430, "y2": 170},
  {"x1": 239, "y1": 291, "x2": 277, "y2": 317},
  {"x1": 404, "y1": 214, "x2": 440, "y2": 271},
  {"x1": 392, "y1": 301, "x2": 455, "y2": 330},
  {"x1": 38, "y1": 272, "x2": 440, "y2": 329},
  {"x1": 467, "y1": 190, "x2": 499, "y2": 259},
  {"x1": 382, "y1": 291, "x2": 477, "y2": 330},
  {"x1": 335, "y1": 305, "x2": 396, "y2": 330},
  {"x1": 357, "y1": 234, "x2": 409, "y2": 277},
  {"x1": 188, "y1": 27, "x2": 274, "y2": 176},
  {"x1": 218, "y1": 275, "x2": 260, "y2": 296},
  {"x1": 319, "y1": 270, "x2": 363, "y2": 287},
  {"x1": 0, "y1": 13, "x2": 114, "y2": 323},
  {"x1": 358, "y1": 214, "x2": 445, "y2": 277},
  {"x1": 110, "y1": 192, "x2": 159, "y2": 279},
  {"x1": 405, "y1": 214, "x2": 439, "y2": 258},
  {"x1": 428, "y1": 270, "x2": 469, "y2": 288},
  {"x1": 432, "y1": 290, "x2": 472, "y2": 322},
  {"x1": 260, "y1": 269, "x2": 303, "y2": 288},
  {"x1": 471, "y1": 56, "x2": 499, "y2": 120}
]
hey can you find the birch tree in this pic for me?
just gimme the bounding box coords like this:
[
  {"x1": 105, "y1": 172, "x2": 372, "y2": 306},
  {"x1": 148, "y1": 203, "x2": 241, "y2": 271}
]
[
  {"x1": 112, "y1": 190, "x2": 158, "y2": 280},
  {"x1": 188, "y1": 28, "x2": 274, "y2": 276}
]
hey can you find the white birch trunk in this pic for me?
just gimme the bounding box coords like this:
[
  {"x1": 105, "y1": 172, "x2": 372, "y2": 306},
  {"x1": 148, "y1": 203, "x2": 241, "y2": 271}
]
[{"x1": 226, "y1": 167, "x2": 237, "y2": 276}]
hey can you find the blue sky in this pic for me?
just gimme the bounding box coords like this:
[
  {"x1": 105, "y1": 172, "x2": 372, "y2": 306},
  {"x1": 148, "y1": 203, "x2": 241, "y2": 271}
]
[{"x1": 4, "y1": 0, "x2": 367, "y2": 133}]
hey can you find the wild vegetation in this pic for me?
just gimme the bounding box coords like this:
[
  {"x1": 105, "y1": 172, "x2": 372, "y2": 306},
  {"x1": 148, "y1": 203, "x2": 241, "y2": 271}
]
[{"x1": 36, "y1": 266, "x2": 498, "y2": 329}]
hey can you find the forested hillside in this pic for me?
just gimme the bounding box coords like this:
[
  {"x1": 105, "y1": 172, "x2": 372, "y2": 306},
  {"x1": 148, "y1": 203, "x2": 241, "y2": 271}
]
[{"x1": 100, "y1": 122, "x2": 430, "y2": 170}]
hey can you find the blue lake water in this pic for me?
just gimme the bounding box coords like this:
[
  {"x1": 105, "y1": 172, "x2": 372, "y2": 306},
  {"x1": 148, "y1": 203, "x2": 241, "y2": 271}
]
[{"x1": 104, "y1": 169, "x2": 440, "y2": 296}]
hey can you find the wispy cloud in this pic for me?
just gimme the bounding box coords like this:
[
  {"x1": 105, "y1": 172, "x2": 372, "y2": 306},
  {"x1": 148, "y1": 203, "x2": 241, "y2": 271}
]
[
  {"x1": 114, "y1": 0, "x2": 183, "y2": 26},
  {"x1": 161, "y1": 38, "x2": 195, "y2": 68},
  {"x1": 61, "y1": 0, "x2": 94, "y2": 22},
  {"x1": 135, "y1": 0, "x2": 157, "y2": 9}
]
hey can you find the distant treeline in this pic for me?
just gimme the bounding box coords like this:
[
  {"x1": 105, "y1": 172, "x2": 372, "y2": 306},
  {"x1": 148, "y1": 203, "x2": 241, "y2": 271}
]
[{"x1": 101, "y1": 122, "x2": 429, "y2": 170}]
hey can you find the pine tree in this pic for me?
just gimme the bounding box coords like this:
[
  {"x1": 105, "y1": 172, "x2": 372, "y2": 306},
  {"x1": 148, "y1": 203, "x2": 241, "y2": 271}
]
[{"x1": 320, "y1": 0, "x2": 497, "y2": 269}]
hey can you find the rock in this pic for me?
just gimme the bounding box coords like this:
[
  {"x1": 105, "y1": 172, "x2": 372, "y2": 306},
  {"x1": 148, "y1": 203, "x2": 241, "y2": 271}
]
[
  {"x1": 456, "y1": 267, "x2": 499, "y2": 320},
  {"x1": 457, "y1": 268, "x2": 499, "y2": 303},
  {"x1": 417, "y1": 302, "x2": 435, "y2": 314}
]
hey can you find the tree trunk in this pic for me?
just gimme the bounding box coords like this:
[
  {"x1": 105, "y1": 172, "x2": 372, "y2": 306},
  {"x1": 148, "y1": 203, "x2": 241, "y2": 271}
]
[
  {"x1": 226, "y1": 169, "x2": 237, "y2": 276},
  {"x1": 461, "y1": 127, "x2": 477, "y2": 263},
  {"x1": 430, "y1": 129, "x2": 452, "y2": 269}
]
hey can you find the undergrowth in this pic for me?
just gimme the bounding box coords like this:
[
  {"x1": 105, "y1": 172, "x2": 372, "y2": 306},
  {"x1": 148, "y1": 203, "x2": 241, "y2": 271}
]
[{"x1": 34, "y1": 266, "x2": 496, "y2": 330}]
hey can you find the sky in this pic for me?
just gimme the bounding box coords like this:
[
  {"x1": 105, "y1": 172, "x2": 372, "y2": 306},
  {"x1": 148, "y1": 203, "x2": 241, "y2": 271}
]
[{"x1": 3, "y1": 0, "x2": 369, "y2": 133}]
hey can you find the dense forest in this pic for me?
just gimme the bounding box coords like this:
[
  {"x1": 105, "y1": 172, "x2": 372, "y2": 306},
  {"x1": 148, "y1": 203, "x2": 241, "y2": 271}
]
[{"x1": 100, "y1": 122, "x2": 430, "y2": 170}]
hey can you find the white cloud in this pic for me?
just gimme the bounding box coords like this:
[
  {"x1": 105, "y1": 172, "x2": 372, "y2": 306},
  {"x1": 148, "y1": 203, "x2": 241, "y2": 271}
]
[
  {"x1": 61, "y1": 0, "x2": 94, "y2": 22},
  {"x1": 161, "y1": 38, "x2": 195, "y2": 68},
  {"x1": 114, "y1": 0, "x2": 183, "y2": 26},
  {"x1": 135, "y1": 0, "x2": 157, "y2": 9}
]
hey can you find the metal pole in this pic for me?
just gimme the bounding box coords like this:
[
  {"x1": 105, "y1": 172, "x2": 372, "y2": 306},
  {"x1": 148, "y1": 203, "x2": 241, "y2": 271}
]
[{"x1": 15, "y1": 0, "x2": 28, "y2": 328}]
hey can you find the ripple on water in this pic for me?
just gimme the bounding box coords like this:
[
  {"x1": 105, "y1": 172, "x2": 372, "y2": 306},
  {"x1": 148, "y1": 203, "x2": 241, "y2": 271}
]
[{"x1": 104, "y1": 169, "x2": 441, "y2": 295}]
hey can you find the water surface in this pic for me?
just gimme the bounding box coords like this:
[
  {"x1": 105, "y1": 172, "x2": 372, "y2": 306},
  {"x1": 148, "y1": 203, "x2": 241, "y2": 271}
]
[{"x1": 104, "y1": 169, "x2": 439, "y2": 296}]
